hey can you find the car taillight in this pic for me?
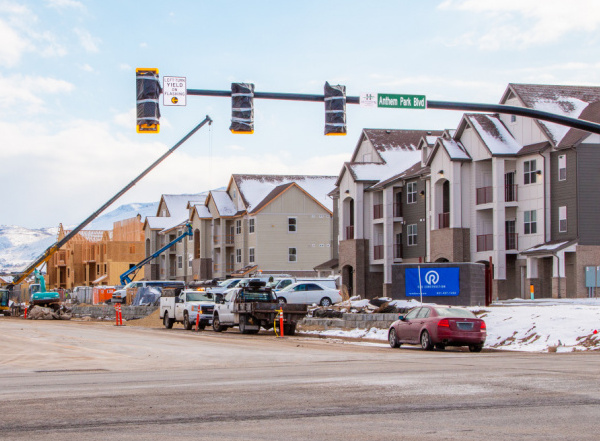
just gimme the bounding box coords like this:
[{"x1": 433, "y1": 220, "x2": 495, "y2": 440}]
[
  {"x1": 480, "y1": 320, "x2": 486, "y2": 330},
  {"x1": 438, "y1": 318, "x2": 450, "y2": 328}
]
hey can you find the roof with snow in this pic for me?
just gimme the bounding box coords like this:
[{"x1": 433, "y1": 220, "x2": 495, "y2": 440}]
[
  {"x1": 520, "y1": 239, "x2": 577, "y2": 256},
  {"x1": 464, "y1": 114, "x2": 522, "y2": 156},
  {"x1": 207, "y1": 190, "x2": 238, "y2": 217},
  {"x1": 159, "y1": 194, "x2": 206, "y2": 220},
  {"x1": 503, "y1": 83, "x2": 600, "y2": 146},
  {"x1": 232, "y1": 174, "x2": 337, "y2": 213},
  {"x1": 192, "y1": 204, "x2": 211, "y2": 219},
  {"x1": 370, "y1": 161, "x2": 430, "y2": 189},
  {"x1": 342, "y1": 129, "x2": 443, "y2": 186}
]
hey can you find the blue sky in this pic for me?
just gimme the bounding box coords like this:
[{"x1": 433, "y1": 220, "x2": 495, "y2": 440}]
[{"x1": 1, "y1": 0, "x2": 600, "y2": 228}]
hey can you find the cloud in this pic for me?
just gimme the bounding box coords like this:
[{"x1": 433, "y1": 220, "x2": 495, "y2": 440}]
[
  {"x1": 45, "y1": 0, "x2": 85, "y2": 11},
  {"x1": 438, "y1": 0, "x2": 600, "y2": 50},
  {"x1": 0, "y1": 2, "x2": 67, "y2": 67},
  {"x1": 0, "y1": 74, "x2": 74, "y2": 115},
  {"x1": 74, "y1": 28, "x2": 100, "y2": 52},
  {"x1": 0, "y1": 117, "x2": 346, "y2": 226}
]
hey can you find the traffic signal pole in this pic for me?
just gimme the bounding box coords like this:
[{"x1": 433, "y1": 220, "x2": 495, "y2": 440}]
[{"x1": 187, "y1": 88, "x2": 600, "y2": 136}]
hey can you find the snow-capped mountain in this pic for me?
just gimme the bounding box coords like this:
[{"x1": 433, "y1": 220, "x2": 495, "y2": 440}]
[{"x1": 0, "y1": 202, "x2": 158, "y2": 273}]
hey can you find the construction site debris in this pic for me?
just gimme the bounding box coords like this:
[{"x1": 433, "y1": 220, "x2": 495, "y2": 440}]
[{"x1": 27, "y1": 305, "x2": 72, "y2": 320}]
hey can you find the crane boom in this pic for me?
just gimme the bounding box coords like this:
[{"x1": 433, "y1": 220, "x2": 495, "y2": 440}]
[{"x1": 9, "y1": 116, "x2": 212, "y2": 288}]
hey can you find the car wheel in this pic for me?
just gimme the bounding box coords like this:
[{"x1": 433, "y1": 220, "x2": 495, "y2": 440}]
[
  {"x1": 183, "y1": 312, "x2": 192, "y2": 330},
  {"x1": 212, "y1": 314, "x2": 225, "y2": 332},
  {"x1": 320, "y1": 297, "x2": 332, "y2": 307},
  {"x1": 420, "y1": 330, "x2": 434, "y2": 351},
  {"x1": 388, "y1": 329, "x2": 400, "y2": 348},
  {"x1": 469, "y1": 344, "x2": 483, "y2": 353},
  {"x1": 435, "y1": 344, "x2": 446, "y2": 351},
  {"x1": 277, "y1": 297, "x2": 287, "y2": 305},
  {"x1": 163, "y1": 312, "x2": 173, "y2": 329}
]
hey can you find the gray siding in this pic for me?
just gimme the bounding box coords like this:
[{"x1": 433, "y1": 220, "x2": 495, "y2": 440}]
[
  {"x1": 402, "y1": 178, "x2": 427, "y2": 260},
  {"x1": 550, "y1": 149, "x2": 577, "y2": 241},
  {"x1": 577, "y1": 144, "x2": 600, "y2": 245}
]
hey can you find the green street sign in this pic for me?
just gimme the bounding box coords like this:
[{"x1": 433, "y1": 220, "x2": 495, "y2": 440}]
[{"x1": 376, "y1": 93, "x2": 426, "y2": 109}]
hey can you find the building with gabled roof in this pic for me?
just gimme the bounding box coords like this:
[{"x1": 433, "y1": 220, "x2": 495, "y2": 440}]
[
  {"x1": 425, "y1": 83, "x2": 600, "y2": 299},
  {"x1": 335, "y1": 128, "x2": 443, "y2": 298}
]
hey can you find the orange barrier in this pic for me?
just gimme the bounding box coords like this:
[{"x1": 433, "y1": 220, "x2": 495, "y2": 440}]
[
  {"x1": 114, "y1": 302, "x2": 123, "y2": 326},
  {"x1": 93, "y1": 287, "x2": 116, "y2": 305}
]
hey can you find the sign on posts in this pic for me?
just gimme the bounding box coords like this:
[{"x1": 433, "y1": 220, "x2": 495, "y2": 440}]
[{"x1": 360, "y1": 93, "x2": 426, "y2": 109}]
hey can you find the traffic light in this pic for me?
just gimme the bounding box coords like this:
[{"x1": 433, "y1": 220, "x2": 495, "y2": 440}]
[
  {"x1": 324, "y1": 81, "x2": 347, "y2": 136},
  {"x1": 136, "y1": 68, "x2": 161, "y2": 133},
  {"x1": 230, "y1": 83, "x2": 254, "y2": 134}
]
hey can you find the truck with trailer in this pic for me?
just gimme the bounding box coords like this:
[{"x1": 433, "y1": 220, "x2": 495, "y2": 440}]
[
  {"x1": 212, "y1": 281, "x2": 307, "y2": 335},
  {"x1": 160, "y1": 289, "x2": 216, "y2": 330}
]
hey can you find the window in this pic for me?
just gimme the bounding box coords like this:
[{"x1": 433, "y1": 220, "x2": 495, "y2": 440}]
[
  {"x1": 235, "y1": 220, "x2": 241, "y2": 234},
  {"x1": 404, "y1": 308, "x2": 420, "y2": 320},
  {"x1": 288, "y1": 247, "x2": 297, "y2": 262},
  {"x1": 407, "y1": 224, "x2": 417, "y2": 246},
  {"x1": 236, "y1": 248, "x2": 242, "y2": 263},
  {"x1": 524, "y1": 210, "x2": 537, "y2": 234},
  {"x1": 559, "y1": 206, "x2": 567, "y2": 233},
  {"x1": 249, "y1": 248, "x2": 255, "y2": 263},
  {"x1": 510, "y1": 114, "x2": 517, "y2": 123},
  {"x1": 288, "y1": 217, "x2": 297, "y2": 232},
  {"x1": 407, "y1": 182, "x2": 417, "y2": 204},
  {"x1": 177, "y1": 255, "x2": 183, "y2": 269},
  {"x1": 524, "y1": 160, "x2": 537, "y2": 185},
  {"x1": 558, "y1": 155, "x2": 566, "y2": 181},
  {"x1": 249, "y1": 218, "x2": 255, "y2": 233}
]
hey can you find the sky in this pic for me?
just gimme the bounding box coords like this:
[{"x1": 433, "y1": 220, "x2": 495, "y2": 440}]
[{"x1": 1, "y1": 0, "x2": 600, "y2": 228}]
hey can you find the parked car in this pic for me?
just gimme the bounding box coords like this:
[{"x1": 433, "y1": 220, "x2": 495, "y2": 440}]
[
  {"x1": 205, "y1": 278, "x2": 247, "y2": 295},
  {"x1": 388, "y1": 305, "x2": 486, "y2": 352},
  {"x1": 276, "y1": 282, "x2": 342, "y2": 307},
  {"x1": 267, "y1": 277, "x2": 338, "y2": 291}
]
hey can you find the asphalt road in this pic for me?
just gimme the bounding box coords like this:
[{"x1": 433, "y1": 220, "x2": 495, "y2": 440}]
[{"x1": 1, "y1": 318, "x2": 599, "y2": 440}]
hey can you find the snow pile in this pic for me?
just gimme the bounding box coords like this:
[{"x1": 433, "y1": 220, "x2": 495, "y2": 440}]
[{"x1": 302, "y1": 299, "x2": 600, "y2": 352}]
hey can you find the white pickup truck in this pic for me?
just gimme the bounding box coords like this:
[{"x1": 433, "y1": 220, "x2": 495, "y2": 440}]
[{"x1": 160, "y1": 289, "x2": 216, "y2": 330}]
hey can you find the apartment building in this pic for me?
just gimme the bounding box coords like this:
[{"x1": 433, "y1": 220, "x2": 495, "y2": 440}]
[
  {"x1": 335, "y1": 129, "x2": 443, "y2": 298},
  {"x1": 145, "y1": 175, "x2": 337, "y2": 282},
  {"x1": 143, "y1": 194, "x2": 205, "y2": 282},
  {"x1": 47, "y1": 216, "x2": 145, "y2": 289},
  {"x1": 425, "y1": 84, "x2": 600, "y2": 299}
]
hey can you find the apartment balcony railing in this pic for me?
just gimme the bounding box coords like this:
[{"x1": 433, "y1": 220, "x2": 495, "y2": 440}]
[
  {"x1": 505, "y1": 184, "x2": 518, "y2": 202},
  {"x1": 394, "y1": 242, "x2": 403, "y2": 259},
  {"x1": 213, "y1": 234, "x2": 234, "y2": 245},
  {"x1": 345, "y1": 225, "x2": 354, "y2": 240},
  {"x1": 213, "y1": 263, "x2": 220, "y2": 272},
  {"x1": 506, "y1": 233, "x2": 518, "y2": 250},
  {"x1": 373, "y1": 245, "x2": 384, "y2": 260},
  {"x1": 226, "y1": 264, "x2": 235, "y2": 272},
  {"x1": 476, "y1": 234, "x2": 493, "y2": 252},
  {"x1": 373, "y1": 204, "x2": 383, "y2": 219},
  {"x1": 438, "y1": 212, "x2": 450, "y2": 229},
  {"x1": 476, "y1": 186, "x2": 493, "y2": 205},
  {"x1": 225, "y1": 234, "x2": 234, "y2": 245},
  {"x1": 393, "y1": 203, "x2": 403, "y2": 218}
]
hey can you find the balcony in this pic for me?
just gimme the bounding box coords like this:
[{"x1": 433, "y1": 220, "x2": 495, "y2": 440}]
[
  {"x1": 505, "y1": 184, "x2": 518, "y2": 202},
  {"x1": 476, "y1": 186, "x2": 493, "y2": 205},
  {"x1": 373, "y1": 245, "x2": 383, "y2": 260},
  {"x1": 438, "y1": 212, "x2": 450, "y2": 229},
  {"x1": 506, "y1": 233, "x2": 518, "y2": 250},
  {"x1": 225, "y1": 234, "x2": 234, "y2": 245},
  {"x1": 345, "y1": 225, "x2": 354, "y2": 240},
  {"x1": 476, "y1": 234, "x2": 493, "y2": 252},
  {"x1": 394, "y1": 242, "x2": 403, "y2": 259},
  {"x1": 373, "y1": 204, "x2": 383, "y2": 220},
  {"x1": 393, "y1": 203, "x2": 403, "y2": 218}
]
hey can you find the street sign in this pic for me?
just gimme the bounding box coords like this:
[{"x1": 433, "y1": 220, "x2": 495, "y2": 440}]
[
  {"x1": 361, "y1": 93, "x2": 426, "y2": 109},
  {"x1": 163, "y1": 76, "x2": 187, "y2": 106}
]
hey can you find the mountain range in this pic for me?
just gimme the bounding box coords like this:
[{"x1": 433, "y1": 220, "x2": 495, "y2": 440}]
[{"x1": 0, "y1": 202, "x2": 158, "y2": 273}]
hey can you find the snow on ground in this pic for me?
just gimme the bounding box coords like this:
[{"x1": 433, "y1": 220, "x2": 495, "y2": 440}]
[{"x1": 301, "y1": 298, "x2": 600, "y2": 353}]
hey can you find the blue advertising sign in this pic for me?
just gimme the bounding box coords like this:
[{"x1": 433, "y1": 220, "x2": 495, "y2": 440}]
[{"x1": 405, "y1": 267, "x2": 460, "y2": 297}]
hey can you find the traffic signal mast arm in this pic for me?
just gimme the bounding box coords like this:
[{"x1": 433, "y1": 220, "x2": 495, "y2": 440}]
[
  {"x1": 119, "y1": 224, "x2": 193, "y2": 285},
  {"x1": 187, "y1": 88, "x2": 600, "y2": 136},
  {"x1": 9, "y1": 116, "x2": 212, "y2": 289}
]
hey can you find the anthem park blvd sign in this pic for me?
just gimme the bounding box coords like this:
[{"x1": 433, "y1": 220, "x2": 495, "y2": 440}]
[{"x1": 360, "y1": 92, "x2": 426, "y2": 109}]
